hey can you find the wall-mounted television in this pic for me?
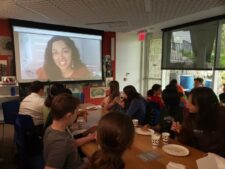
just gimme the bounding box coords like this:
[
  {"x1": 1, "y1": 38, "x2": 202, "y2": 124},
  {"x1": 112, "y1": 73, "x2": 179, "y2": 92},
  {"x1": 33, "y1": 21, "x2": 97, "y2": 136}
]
[{"x1": 10, "y1": 19, "x2": 103, "y2": 83}]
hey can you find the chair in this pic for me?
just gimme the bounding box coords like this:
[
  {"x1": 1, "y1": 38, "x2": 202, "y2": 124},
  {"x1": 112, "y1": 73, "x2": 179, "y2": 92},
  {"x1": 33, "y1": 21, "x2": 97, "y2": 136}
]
[
  {"x1": 14, "y1": 114, "x2": 44, "y2": 169},
  {"x1": 1, "y1": 99, "x2": 20, "y2": 141}
]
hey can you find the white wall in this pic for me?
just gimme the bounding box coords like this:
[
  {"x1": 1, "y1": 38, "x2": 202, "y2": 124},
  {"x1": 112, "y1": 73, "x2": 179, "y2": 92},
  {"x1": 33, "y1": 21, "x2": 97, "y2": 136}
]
[{"x1": 116, "y1": 33, "x2": 141, "y2": 92}]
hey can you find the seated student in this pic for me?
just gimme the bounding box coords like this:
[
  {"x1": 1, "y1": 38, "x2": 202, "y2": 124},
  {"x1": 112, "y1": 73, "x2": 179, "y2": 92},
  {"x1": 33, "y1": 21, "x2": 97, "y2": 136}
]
[
  {"x1": 20, "y1": 81, "x2": 45, "y2": 126},
  {"x1": 44, "y1": 83, "x2": 66, "y2": 126},
  {"x1": 19, "y1": 81, "x2": 45, "y2": 136},
  {"x1": 160, "y1": 87, "x2": 183, "y2": 137},
  {"x1": 101, "y1": 80, "x2": 122, "y2": 112},
  {"x1": 146, "y1": 84, "x2": 164, "y2": 109},
  {"x1": 122, "y1": 85, "x2": 146, "y2": 124},
  {"x1": 169, "y1": 79, "x2": 185, "y2": 95},
  {"x1": 171, "y1": 87, "x2": 225, "y2": 157},
  {"x1": 44, "y1": 93, "x2": 94, "y2": 169},
  {"x1": 89, "y1": 112, "x2": 134, "y2": 169},
  {"x1": 194, "y1": 77, "x2": 204, "y2": 88}
]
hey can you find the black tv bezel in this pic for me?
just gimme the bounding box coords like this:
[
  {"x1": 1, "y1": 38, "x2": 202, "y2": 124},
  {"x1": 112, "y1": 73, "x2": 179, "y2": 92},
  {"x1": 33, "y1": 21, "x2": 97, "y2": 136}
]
[{"x1": 9, "y1": 19, "x2": 104, "y2": 84}]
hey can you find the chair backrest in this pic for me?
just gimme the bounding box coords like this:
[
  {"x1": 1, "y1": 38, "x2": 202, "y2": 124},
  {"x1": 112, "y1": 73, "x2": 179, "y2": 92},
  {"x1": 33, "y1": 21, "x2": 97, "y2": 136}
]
[
  {"x1": 14, "y1": 114, "x2": 34, "y2": 148},
  {"x1": 2, "y1": 99, "x2": 20, "y2": 124},
  {"x1": 14, "y1": 114, "x2": 44, "y2": 169}
]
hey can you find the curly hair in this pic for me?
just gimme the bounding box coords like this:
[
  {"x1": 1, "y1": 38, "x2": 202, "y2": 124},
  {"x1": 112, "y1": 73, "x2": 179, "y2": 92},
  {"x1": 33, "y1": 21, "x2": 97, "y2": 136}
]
[{"x1": 43, "y1": 36, "x2": 85, "y2": 79}]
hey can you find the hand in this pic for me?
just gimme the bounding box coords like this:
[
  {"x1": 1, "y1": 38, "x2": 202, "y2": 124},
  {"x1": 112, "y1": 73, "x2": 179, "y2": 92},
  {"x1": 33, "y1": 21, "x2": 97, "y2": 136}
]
[
  {"x1": 171, "y1": 121, "x2": 182, "y2": 133},
  {"x1": 87, "y1": 133, "x2": 96, "y2": 141}
]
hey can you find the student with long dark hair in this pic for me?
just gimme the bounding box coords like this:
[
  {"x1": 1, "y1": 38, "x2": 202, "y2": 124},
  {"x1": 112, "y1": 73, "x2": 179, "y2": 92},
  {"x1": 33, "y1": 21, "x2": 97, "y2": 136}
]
[
  {"x1": 89, "y1": 112, "x2": 134, "y2": 169},
  {"x1": 122, "y1": 85, "x2": 146, "y2": 124},
  {"x1": 171, "y1": 87, "x2": 225, "y2": 157},
  {"x1": 101, "y1": 80, "x2": 121, "y2": 112},
  {"x1": 37, "y1": 36, "x2": 91, "y2": 80}
]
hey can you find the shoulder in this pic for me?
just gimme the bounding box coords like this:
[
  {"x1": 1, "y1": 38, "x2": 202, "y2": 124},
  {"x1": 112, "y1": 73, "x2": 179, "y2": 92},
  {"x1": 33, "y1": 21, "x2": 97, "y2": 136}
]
[
  {"x1": 36, "y1": 67, "x2": 48, "y2": 80},
  {"x1": 44, "y1": 128, "x2": 73, "y2": 150}
]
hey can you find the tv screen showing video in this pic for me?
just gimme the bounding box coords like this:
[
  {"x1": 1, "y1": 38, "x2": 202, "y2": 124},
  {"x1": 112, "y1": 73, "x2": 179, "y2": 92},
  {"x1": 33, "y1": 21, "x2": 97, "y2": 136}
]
[{"x1": 11, "y1": 20, "x2": 103, "y2": 83}]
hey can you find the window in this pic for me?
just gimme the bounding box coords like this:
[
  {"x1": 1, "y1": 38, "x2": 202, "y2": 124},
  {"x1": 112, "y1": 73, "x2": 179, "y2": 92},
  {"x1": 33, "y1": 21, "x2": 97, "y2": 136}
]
[{"x1": 162, "y1": 21, "x2": 217, "y2": 70}]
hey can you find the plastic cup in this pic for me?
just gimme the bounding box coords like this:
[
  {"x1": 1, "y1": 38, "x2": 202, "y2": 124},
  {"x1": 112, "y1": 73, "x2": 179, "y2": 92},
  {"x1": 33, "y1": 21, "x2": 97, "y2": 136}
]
[
  {"x1": 132, "y1": 119, "x2": 138, "y2": 127},
  {"x1": 162, "y1": 132, "x2": 170, "y2": 144},
  {"x1": 77, "y1": 117, "x2": 85, "y2": 130},
  {"x1": 151, "y1": 133, "x2": 161, "y2": 148}
]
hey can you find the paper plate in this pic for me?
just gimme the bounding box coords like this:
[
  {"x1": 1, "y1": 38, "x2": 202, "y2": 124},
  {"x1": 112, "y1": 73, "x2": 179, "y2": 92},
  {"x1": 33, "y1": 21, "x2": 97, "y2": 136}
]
[
  {"x1": 135, "y1": 128, "x2": 154, "y2": 136},
  {"x1": 162, "y1": 144, "x2": 189, "y2": 156}
]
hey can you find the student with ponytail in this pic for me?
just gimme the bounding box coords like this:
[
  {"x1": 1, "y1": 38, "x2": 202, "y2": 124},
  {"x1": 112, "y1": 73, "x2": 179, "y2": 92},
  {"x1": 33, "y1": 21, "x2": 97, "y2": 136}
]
[{"x1": 89, "y1": 112, "x2": 134, "y2": 169}]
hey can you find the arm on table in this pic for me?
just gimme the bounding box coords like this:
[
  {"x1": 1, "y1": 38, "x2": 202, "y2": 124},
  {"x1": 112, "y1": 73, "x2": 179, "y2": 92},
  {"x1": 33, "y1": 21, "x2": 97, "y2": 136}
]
[{"x1": 75, "y1": 133, "x2": 96, "y2": 147}]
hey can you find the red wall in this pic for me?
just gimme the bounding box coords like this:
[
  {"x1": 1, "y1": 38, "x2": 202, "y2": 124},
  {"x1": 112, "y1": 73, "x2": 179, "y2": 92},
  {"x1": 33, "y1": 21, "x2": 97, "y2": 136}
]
[
  {"x1": 0, "y1": 19, "x2": 116, "y2": 105},
  {"x1": 83, "y1": 32, "x2": 116, "y2": 105},
  {"x1": 0, "y1": 19, "x2": 12, "y2": 75}
]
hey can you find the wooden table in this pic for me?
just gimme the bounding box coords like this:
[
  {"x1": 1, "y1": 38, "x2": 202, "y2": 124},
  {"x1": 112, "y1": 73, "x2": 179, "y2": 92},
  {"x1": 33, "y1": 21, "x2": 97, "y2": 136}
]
[{"x1": 80, "y1": 104, "x2": 206, "y2": 169}]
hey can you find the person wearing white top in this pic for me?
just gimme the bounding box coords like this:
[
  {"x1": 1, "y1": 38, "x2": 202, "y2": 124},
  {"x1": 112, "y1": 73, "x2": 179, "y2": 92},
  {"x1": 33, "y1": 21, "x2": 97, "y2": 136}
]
[{"x1": 19, "y1": 81, "x2": 45, "y2": 126}]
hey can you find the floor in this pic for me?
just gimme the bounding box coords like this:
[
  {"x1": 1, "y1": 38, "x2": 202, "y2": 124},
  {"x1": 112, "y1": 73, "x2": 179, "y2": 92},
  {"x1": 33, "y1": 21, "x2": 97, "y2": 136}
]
[{"x1": 0, "y1": 124, "x2": 17, "y2": 169}]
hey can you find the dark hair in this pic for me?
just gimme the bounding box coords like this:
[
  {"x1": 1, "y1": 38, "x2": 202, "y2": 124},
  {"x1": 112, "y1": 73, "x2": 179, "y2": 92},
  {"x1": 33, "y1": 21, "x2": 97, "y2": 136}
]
[
  {"x1": 162, "y1": 87, "x2": 180, "y2": 116},
  {"x1": 90, "y1": 112, "x2": 134, "y2": 169},
  {"x1": 43, "y1": 36, "x2": 85, "y2": 79},
  {"x1": 51, "y1": 93, "x2": 80, "y2": 120},
  {"x1": 169, "y1": 79, "x2": 177, "y2": 86},
  {"x1": 30, "y1": 81, "x2": 44, "y2": 93},
  {"x1": 190, "y1": 87, "x2": 220, "y2": 130},
  {"x1": 123, "y1": 85, "x2": 142, "y2": 109},
  {"x1": 109, "y1": 81, "x2": 120, "y2": 102},
  {"x1": 162, "y1": 87, "x2": 180, "y2": 107},
  {"x1": 45, "y1": 83, "x2": 66, "y2": 107},
  {"x1": 194, "y1": 77, "x2": 204, "y2": 84},
  {"x1": 147, "y1": 84, "x2": 161, "y2": 97}
]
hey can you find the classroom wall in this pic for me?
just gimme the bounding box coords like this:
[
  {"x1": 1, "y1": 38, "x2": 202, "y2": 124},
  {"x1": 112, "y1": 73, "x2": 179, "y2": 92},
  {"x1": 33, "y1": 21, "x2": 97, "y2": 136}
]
[{"x1": 116, "y1": 32, "x2": 141, "y2": 92}]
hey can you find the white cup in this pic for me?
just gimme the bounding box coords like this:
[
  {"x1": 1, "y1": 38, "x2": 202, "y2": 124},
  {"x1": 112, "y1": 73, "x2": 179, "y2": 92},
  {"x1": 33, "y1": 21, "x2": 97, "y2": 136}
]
[
  {"x1": 132, "y1": 119, "x2": 138, "y2": 127},
  {"x1": 151, "y1": 134, "x2": 161, "y2": 148},
  {"x1": 162, "y1": 132, "x2": 170, "y2": 144}
]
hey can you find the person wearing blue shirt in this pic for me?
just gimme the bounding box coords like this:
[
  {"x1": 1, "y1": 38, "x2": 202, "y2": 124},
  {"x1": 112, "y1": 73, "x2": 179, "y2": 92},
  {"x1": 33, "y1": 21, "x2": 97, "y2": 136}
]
[{"x1": 122, "y1": 85, "x2": 146, "y2": 124}]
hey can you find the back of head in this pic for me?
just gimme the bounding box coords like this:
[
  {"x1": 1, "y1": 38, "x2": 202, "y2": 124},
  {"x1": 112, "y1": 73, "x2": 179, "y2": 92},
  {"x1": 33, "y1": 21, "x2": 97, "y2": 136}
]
[
  {"x1": 190, "y1": 87, "x2": 219, "y2": 130},
  {"x1": 147, "y1": 84, "x2": 161, "y2": 97},
  {"x1": 51, "y1": 93, "x2": 80, "y2": 120},
  {"x1": 45, "y1": 83, "x2": 66, "y2": 107},
  {"x1": 90, "y1": 112, "x2": 134, "y2": 169},
  {"x1": 169, "y1": 79, "x2": 177, "y2": 86},
  {"x1": 30, "y1": 81, "x2": 44, "y2": 93},
  {"x1": 162, "y1": 87, "x2": 180, "y2": 107}
]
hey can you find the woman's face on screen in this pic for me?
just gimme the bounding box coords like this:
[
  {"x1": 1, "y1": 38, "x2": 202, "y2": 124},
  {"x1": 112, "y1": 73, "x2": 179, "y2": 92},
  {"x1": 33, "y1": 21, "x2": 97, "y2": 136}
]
[{"x1": 52, "y1": 40, "x2": 73, "y2": 71}]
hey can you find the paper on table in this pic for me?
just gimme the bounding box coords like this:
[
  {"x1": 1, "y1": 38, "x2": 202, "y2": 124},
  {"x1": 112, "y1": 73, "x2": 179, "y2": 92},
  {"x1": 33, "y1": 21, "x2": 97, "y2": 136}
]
[
  {"x1": 138, "y1": 151, "x2": 160, "y2": 162},
  {"x1": 196, "y1": 153, "x2": 225, "y2": 169},
  {"x1": 166, "y1": 162, "x2": 186, "y2": 169}
]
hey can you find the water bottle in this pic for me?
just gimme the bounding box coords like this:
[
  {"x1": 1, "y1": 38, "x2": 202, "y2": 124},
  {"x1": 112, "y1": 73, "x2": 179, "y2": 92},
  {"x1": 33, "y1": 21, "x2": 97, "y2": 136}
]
[{"x1": 10, "y1": 87, "x2": 16, "y2": 96}]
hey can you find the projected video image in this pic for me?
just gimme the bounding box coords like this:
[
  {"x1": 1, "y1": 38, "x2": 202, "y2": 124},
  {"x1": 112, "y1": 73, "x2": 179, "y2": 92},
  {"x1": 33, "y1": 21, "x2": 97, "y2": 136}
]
[{"x1": 13, "y1": 26, "x2": 102, "y2": 82}]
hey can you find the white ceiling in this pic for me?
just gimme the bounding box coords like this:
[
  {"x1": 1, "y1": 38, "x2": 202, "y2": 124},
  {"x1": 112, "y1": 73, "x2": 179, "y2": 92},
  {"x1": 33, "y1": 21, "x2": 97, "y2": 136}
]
[{"x1": 0, "y1": 0, "x2": 225, "y2": 32}]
